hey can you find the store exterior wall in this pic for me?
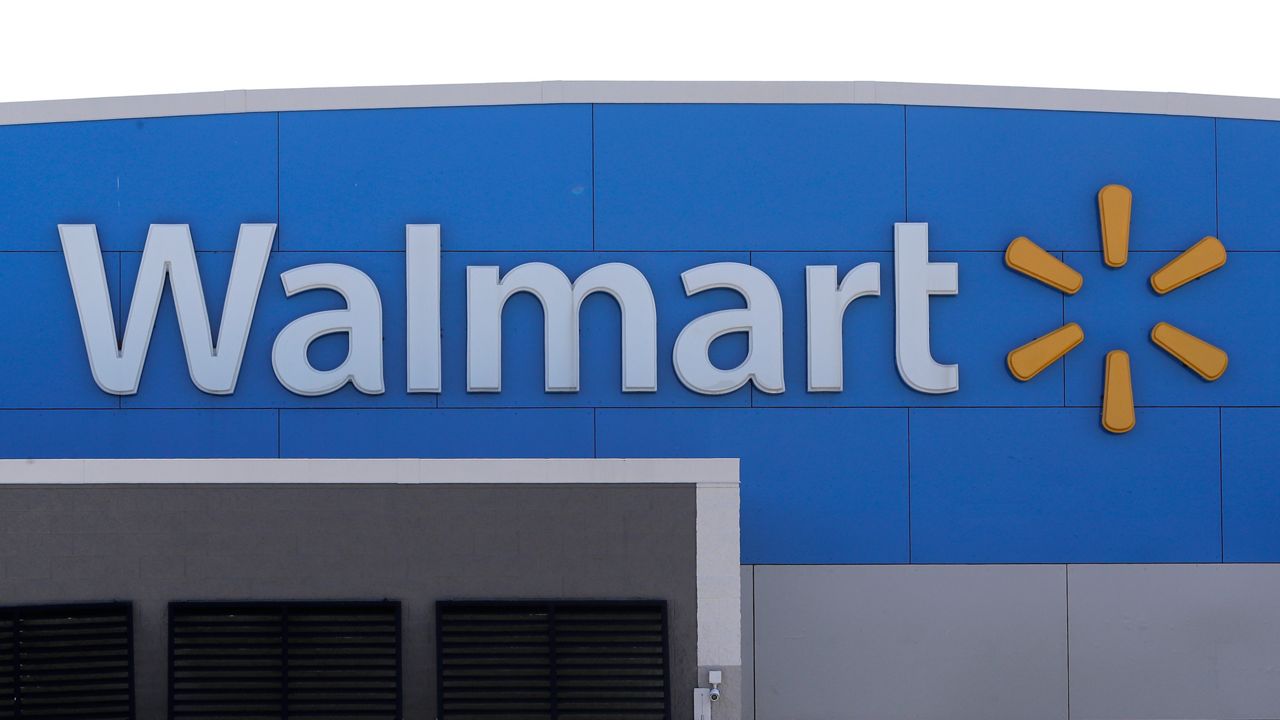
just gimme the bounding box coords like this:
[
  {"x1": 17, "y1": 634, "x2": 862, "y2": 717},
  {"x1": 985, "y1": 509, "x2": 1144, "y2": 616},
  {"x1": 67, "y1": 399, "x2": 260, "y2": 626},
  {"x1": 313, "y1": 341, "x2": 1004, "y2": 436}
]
[{"x1": 3, "y1": 81, "x2": 1280, "y2": 719}]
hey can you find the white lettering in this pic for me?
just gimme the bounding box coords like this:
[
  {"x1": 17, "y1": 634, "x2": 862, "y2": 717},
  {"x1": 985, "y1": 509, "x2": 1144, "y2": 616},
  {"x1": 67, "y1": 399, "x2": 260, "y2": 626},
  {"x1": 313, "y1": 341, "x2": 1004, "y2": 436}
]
[
  {"x1": 272, "y1": 264, "x2": 385, "y2": 396},
  {"x1": 466, "y1": 262, "x2": 658, "y2": 392},
  {"x1": 806, "y1": 263, "x2": 881, "y2": 392},
  {"x1": 59, "y1": 223, "x2": 274, "y2": 395},
  {"x1": 406, "y1": 224, "x2": 442, "y2": 393},
  {"x1": 673, "y1": 262, "x2": 784, "y2": 395},
  {"x1": 61, "y1": 221, "x2": 964, "y2": 399},
  {"x1": 893, "y1": 222, "x2": 959, "y2": 394}
]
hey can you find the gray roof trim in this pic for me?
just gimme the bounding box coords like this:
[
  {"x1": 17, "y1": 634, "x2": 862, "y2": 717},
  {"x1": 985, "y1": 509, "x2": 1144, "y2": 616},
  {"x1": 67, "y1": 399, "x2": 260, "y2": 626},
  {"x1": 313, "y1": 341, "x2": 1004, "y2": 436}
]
[{"x1": 2, "y1": 80, "x2": 1279, "y2": 126}]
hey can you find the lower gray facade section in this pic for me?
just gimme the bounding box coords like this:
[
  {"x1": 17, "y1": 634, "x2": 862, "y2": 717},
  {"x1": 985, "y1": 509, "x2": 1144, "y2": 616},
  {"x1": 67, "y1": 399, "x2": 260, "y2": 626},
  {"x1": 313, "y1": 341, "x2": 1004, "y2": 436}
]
[
  {"x1": 1068, "y1": 564, "x2": 1280, "y2": 720},
  {"x1": 0, "y1": 483, "x2": 699, "y2": 719},
  {"x1": 743, "y1": 563, "x2": 1280, "y2": 720},
  {"x1": 749, "y1": 565, "x2": 1068, "y2": 720}
]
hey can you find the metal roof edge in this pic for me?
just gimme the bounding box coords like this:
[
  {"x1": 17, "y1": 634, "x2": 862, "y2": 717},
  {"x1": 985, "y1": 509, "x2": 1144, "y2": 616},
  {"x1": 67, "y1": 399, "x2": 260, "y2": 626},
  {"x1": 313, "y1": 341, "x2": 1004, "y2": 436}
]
[{"x1": 2, "y1": 80, "x2": 1279, "y2": 125}]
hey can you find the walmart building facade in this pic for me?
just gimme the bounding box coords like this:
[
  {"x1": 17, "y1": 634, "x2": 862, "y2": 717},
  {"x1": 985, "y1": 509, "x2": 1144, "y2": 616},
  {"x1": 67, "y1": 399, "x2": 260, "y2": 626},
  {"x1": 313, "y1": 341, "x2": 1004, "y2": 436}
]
[{"x1": 2, "y1": 81, "x2": 1280, "y2": 719}]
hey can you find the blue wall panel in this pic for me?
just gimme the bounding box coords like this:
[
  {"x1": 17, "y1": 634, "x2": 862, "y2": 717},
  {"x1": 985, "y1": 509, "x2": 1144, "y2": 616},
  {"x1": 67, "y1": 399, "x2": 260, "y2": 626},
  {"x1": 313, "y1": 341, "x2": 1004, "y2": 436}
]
[
  {"x1": 1222, "y1": 409, "x2": 1280, "y2": 561},
  {"x1": 279, "y1": 408, "x2": 594, "y2": 458},
  {"x1": 907, "y1": 107, "x2": 1216, "y2": 251},
  {"x1": 3, "y1": 102, "x2": 1275, "y2": 563},
  {"x1": 1218, "y1": 119, "x2": 1280, "y2": 250},
  {"x1": 1063, "y1": 251, "x2": 1280, "y2": 406},
  {"x1": 0, "y1": 410, "x2": 277, "y2": 458},
  {"x1": 0, "y1": 252, "x2": 118, "y2": 408},
  {"x1": 597, "y1": 408, "x2": 909, "y2": 564},
  {"x1": 279, "y1": 105, "x2": 592, "y2": 251},
  {"x1": 594, "y1": 104, "x2": 906, "y2": 251},
  {"x1": 750, "y1": 251, "x2": 1064, "y2": 406},
  {"x1": 910, "y1": 408, "x2": 1221, "y2": 563},
  {"x1": 0, "y1": 113, "x2": 277, "y2": 251}
]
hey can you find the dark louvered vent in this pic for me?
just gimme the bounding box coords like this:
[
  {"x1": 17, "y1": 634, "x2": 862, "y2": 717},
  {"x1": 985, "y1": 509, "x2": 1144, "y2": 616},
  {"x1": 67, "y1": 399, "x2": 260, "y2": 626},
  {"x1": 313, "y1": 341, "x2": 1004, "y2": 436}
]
[
  {"x1": 169, "y1": 601, "x2": 401, "y2": 720},
  {"x1": 0, "y1": 612, "x2": 11, "y2": 720},
  {"x1": 0, "y1": 602, "x2": 135, "y2": 720},
  {"x1": 437, "y1": 601, "x2": 670, "y2": 720}
]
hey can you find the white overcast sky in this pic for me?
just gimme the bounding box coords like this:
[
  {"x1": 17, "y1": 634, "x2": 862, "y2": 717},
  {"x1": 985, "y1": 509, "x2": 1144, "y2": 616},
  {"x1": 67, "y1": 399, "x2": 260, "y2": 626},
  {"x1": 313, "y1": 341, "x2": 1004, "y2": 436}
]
[{"x1": 2, "y1": 0, "x2": 1276, "y2": 102}]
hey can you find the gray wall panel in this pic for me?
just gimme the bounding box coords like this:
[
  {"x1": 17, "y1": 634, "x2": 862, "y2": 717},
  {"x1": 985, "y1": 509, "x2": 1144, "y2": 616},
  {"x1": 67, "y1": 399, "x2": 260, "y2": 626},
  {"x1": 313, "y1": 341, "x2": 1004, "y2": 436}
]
[
  {"x1": 741, "y1": 565, "x2": 755, "y2": 720},
  {"x1": 0, "y1": 483, "x2": 698, "y2": 719},
  {"x1": 1069, "y1": 564, "x2": 1280, "y2": 720},
  {"x1": 753, "y1": 565, "x2": 1068, "y2": 720}
]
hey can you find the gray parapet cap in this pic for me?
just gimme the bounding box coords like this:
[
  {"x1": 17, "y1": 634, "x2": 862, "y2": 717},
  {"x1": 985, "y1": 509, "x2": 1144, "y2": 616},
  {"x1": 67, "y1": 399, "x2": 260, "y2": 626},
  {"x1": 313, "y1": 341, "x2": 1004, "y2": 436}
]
[{"x1": 2, "y1": 80, "x2": 1280, "y2": 126}]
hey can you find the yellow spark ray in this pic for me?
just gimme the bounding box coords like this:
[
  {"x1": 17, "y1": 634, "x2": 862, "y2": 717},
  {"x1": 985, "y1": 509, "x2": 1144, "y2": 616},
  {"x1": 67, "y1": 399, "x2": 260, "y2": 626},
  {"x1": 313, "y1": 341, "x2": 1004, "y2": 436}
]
[
  {"x1": 1151, "y1": 322, "x2": 1228, "y2": 381},
  {"x1": 1005, "y1": 237, "x2": 1083, "y2": 294},
  {"x1": 1098, "y1": 184, "x2": 1132, "y2": 268},
  {"x1": 1150, "y1": 236, "x2": 1227, "y2": 295},
  {"x1": 1102, "y1": 350, "x2": 1136, "y2": 434},
  {"x1": 1007, "y1": 323, "x2": 1085, "y2": 381}
]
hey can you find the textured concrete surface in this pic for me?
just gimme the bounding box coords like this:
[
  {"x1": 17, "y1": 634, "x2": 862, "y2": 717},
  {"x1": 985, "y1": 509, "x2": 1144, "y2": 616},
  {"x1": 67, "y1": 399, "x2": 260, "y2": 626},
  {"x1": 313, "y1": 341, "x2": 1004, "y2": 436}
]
[{"x1": 0, "y1": 483, "x2": 698, "y2": 718}]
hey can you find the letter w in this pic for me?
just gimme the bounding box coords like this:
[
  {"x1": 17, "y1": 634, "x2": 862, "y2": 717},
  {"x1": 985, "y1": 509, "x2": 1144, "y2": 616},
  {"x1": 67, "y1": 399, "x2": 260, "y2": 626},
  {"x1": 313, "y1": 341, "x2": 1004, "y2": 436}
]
[{"x1": 59, "y1": 224, "x2": 275, "y2": 395}]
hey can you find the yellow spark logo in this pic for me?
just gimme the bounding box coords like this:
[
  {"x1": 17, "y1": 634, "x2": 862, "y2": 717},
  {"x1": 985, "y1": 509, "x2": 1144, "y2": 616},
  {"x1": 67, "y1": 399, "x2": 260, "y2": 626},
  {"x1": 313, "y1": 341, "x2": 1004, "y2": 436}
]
[{"x1": 1004, "y1": 185, "x2": 1229, "y2": 434}]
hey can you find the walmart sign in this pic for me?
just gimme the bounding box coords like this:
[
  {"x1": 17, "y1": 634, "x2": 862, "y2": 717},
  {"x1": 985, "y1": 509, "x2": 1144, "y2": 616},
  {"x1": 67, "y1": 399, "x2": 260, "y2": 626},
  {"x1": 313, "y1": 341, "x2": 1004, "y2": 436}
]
[
  {"x1": 59, "y1": 221, "x2": 961, "y2": 399},
  {"x1": 59, "y1": 180, "x2": 1231, "y2": 436}
]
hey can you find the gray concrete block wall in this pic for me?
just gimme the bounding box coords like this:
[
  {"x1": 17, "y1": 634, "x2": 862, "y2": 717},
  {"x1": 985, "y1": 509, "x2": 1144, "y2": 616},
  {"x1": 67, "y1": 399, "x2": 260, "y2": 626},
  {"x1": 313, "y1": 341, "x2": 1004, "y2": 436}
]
[
  {"x1": 0, "y1": 484, "x2": 699, "y2": 719},
  {"x1": 743, "y1": 564, "x2": 1280, "y2": 720}
]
